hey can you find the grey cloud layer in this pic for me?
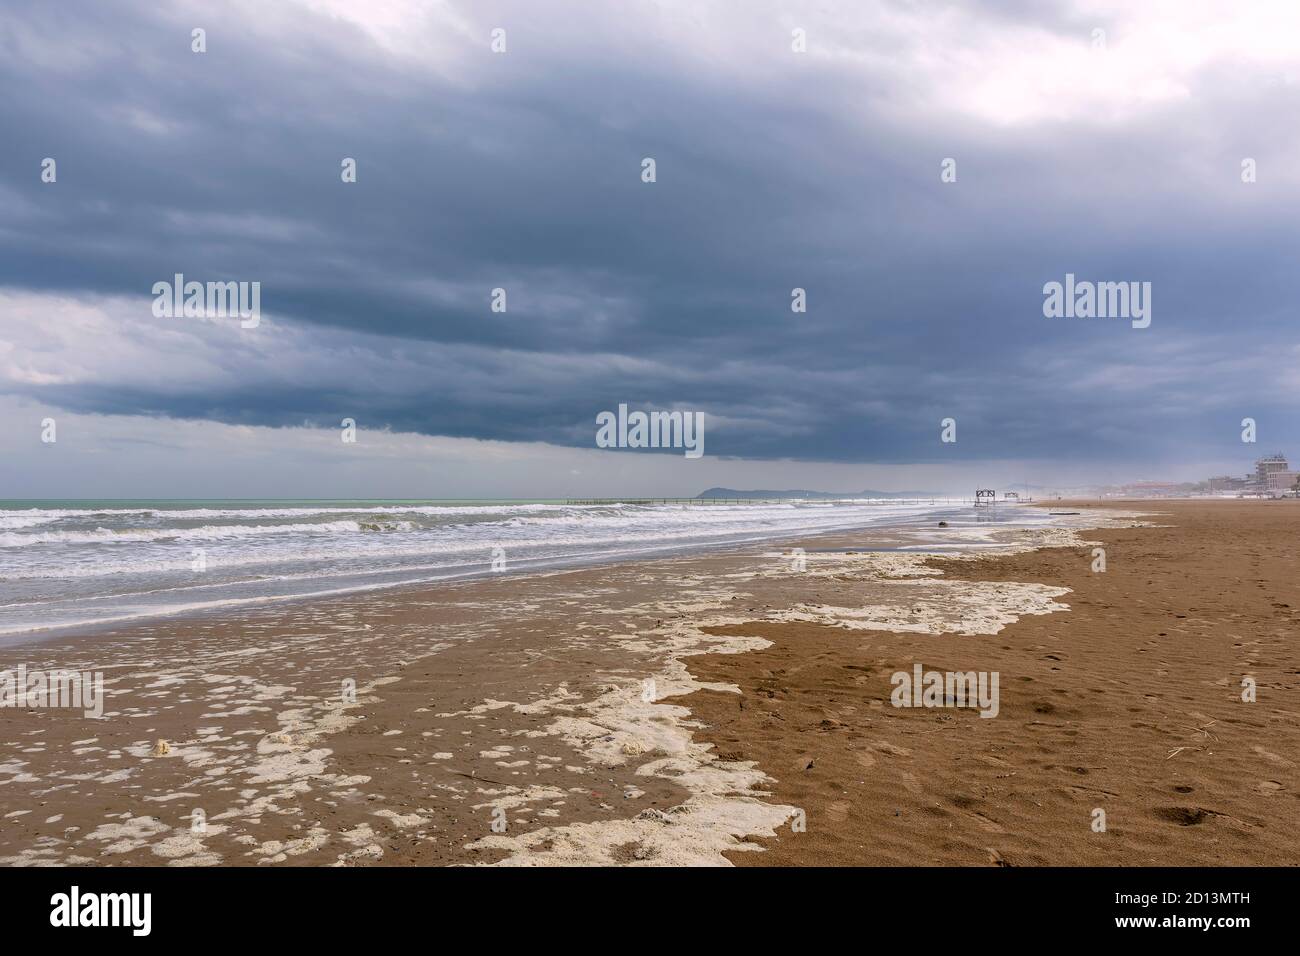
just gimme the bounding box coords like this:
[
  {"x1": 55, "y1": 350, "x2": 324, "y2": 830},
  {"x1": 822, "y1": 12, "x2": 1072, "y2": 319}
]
[{"x1": 2, "y1": 0, "x2": 1297, "y2": 467}]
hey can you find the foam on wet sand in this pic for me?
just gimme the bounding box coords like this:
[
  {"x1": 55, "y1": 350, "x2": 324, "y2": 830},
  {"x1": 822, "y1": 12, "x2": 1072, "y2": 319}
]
[{"x1": 0, "y1": 506, "x2": 1171, "y2": 866}]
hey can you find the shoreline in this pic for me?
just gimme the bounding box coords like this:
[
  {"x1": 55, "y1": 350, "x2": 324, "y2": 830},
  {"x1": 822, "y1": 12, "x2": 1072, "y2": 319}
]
[
  {"x1": 1, "y1": 501, "x2": 1294, "y2": 866},
  {"x1": 0, "y1": 500, "x2": 995, "y2": 644}
]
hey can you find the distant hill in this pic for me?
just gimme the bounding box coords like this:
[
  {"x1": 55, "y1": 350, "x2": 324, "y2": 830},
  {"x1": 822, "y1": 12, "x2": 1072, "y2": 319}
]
[{"x1": 696, "y1": 487, "x2": 945, "y2": 500}]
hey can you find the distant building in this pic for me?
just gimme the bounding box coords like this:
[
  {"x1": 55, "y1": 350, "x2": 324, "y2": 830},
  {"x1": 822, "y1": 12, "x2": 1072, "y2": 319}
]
[
  {"x1": 1265, "y1": 470, "x2": 1299, "y2": 494},
  {"x1": 1198, "y1": 453, "x2": 1294, "y2": 497},
  {"x1": 1255, "y1": 453, "x2": 1289, "y2": 484},
  {"x1": 1208, "y1": 475, "x2": 1248, "y2": 493}
]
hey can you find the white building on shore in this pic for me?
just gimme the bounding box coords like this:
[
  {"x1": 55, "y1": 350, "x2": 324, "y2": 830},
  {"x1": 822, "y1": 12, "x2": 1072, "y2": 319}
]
[{"x1": 1208, "y1": 453, "x2": 1297, "y2": 496}]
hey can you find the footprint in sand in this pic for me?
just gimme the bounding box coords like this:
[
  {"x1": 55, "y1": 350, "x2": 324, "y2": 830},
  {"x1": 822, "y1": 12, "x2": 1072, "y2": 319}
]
[
  {"x1": 985, "y1": 847, "x2": 1013, "y2": 867},
  {"x1": 963, "y1": 810, "x2": 1005, "y2": 833},
  {"x1": 1253, "y1": 745, "x2": 1296, "y2": 768},
  {"x1": 1154, "y1": 806, "x2": 1209, "y2": 826},
  {"x1": 949, "y1": 794, "x2": 1005, "y2": 832},
  {"x1": 873, "y1": 741, "x2": 912, "y2": 758},
  {"x1": 826, "y1": 800, "x2": 851, "y2": 823}
]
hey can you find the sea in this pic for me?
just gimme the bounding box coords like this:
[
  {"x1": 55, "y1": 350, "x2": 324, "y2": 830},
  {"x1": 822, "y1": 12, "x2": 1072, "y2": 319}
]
[{"x1": 0, "y1": 498, "x2": 1044, "y2": 638}]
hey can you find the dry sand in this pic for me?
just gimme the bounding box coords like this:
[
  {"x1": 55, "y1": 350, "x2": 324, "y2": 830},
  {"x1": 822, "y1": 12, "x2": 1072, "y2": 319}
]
[
  {"x1": 682, "y1": 500, "x2": 1300, "y2": 865},
  {"x1": 0, "y1": 500, "x2": 1294, "y2": 866}
]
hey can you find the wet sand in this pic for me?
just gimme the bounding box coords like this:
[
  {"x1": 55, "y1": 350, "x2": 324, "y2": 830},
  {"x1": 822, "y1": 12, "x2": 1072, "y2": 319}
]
[
  {"x1": 0, "y1": 546, "x2": 820, "y2": 865},
  {"x1": 0, "y1": 501, "x2": 1294, "y2": 866}
]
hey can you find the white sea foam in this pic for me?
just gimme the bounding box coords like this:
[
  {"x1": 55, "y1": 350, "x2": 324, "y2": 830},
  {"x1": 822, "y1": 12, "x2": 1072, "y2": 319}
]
[
  {"x1": 0, "y1": 520, "x2": 387, "y2": 548},
  {"x1": 0, "y1": 498, "x2": 1019, "y2": 637}
]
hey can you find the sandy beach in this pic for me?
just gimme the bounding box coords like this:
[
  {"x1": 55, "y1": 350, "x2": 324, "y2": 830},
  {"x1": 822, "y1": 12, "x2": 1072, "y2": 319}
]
[
  {"x1": 1, "y1": 500, "x2": 1296, "y2": 866},
  {"x1": 685, "y1": 500, "x2": 1300, "y2": 865}
]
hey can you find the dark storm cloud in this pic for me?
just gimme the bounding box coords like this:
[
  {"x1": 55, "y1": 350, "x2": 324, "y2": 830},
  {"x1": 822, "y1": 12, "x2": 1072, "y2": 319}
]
[{"x1": 1, "y1": 0, "x2": 1297, "y2": 468}]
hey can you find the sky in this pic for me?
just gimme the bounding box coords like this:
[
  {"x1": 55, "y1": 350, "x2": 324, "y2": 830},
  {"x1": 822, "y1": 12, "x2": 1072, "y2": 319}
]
[{"x1": 2, "y1": 0, "x2": 1298, "y2": 498}]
